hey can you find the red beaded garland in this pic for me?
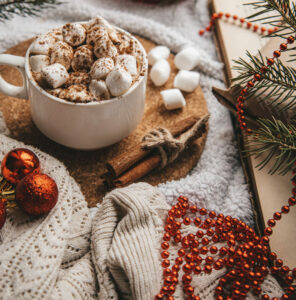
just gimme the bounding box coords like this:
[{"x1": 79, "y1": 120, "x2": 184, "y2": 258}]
[{"x1": 156, "y1": 195, "x2": 296, "y2": 299}]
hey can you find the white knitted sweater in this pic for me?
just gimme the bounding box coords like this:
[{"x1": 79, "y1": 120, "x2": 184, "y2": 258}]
[{"x1": 0, "y1": 0, "x2": 282, "y2": 298}]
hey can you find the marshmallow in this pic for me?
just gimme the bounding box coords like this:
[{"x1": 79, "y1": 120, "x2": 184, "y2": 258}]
[
  {"x1": 106, "y1": 66, "x2": 132, "y2": 97},
  {"x1": 67, "y1": 72, "x2": 90, "y2": 87},
  {"x1": 49, "y1": 28, "x2": 63, "y2": 41},
  {"x1": 118, "y1": 35, "x2": 136, "y2": 55},
  {"x1": 173, "y1": 70, "x2": 200, "y2": 93},
  {"x1": 29, "y1": 55, "x2": 50, "y2": 72},
  {"x1": 148, "y1": 46, "x2": 170, "y2": 66},
  {"x1": 50, "y1": 41, "x2": 73, "y2": 70},
  {"x1": 47, "y1": 88, "x2": 64, "y2": 98},
  {"x1": 160, "y1": 89, "x2": 186, "y2": 110},
  {"x1": 86, "y1": 25, "x2": 109, "y2": 45},
  {"x1": 62, "y1": 23, "x2": 86, "y2": 46},
  {"x1": 87, "y1": 16, "x2": 113, "y2": 32},
  {"x1": 94, "y1": 39, "x2": 118, "y2": 59},
  {"x1": 30, "y1": 34, "x2": 55, "y2": 55},
  {"x1": 41, "y1": 63, "x2": 69, "y2": 89},
  {"x1": 116, "y1": 54, "x2": 137, "y2": 75},
  {"x1": 174, "y1": 47, "x2": 200, "y2": 71},
  {"x1": 71, "y1": 45, "x2": 94, "y2": 72},
  {"x1": 60, "y1": 85, "x2": 93, "y2": 102},
  {"x1": 89, "y1": 79, "x2": 110, "y2": 99},
  {"x1": 90, "y1": 57, "x2": 114, "y2": 80},
  {"x1": 150, "y1": 59, "x2": 171, "y2": 86}
]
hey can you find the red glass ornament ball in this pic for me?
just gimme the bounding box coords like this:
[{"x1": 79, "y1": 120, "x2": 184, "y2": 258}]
[
  {"x1": 0, "y1": 199, "x2": 6, "y2": 229},
  {"x1": 15, "y1": 173, "x2": 58, "y2": 216},
  {"x1": 1, "y1": 148, "x2": 40, "y2": 185}
]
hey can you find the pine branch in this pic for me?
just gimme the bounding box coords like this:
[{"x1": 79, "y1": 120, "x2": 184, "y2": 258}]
[
  {"x1": 232, "y1": 51, "x2": 296, "y2": 114},
  {"x1": 246, "y1": 0, "x2": 296, "y2": 39},
  {"x1": 246, "y1": 117, "x2": 296, "y2": 175},
  {"x1": 0, "y1": 0, "x2": 62, "y2": 21}
]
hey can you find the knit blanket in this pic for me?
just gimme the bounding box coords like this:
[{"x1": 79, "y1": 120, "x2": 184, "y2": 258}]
[{"x1": 0, "y1": 0, "x2": 266, "y2": 298}]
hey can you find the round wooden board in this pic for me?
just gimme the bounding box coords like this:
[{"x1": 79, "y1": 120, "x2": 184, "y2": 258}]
[{"x1": 0, "y1": 36, "x2": 208, "y2": 207}]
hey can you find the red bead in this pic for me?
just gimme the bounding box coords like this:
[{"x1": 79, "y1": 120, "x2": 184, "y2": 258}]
[
  {"x1": 280, "y1": 43, "x2": 287, "y2": 51},
  {"x1": 178, "y1": 248, "x2": 185, "y2": 257},
  {"x1": 182, "y1": 263, "x2": 192, "y2": 274},
  {"x1": 163, "y1": 233, "x2": 171, "y2": 241},
  {"x1": 194, "y1": 265, "x2": 201, "y2": 274},
  {"x1": 181, "y1": 238, "x2": 190, "y2": 248},
  {"x1": 200, "y1": 246, "x2": 208, "y2": 255},
  {"x1": 261, "y1": 27, "x2": 266, "y2": 33},
  {"x1": 185, "y1": 254, "x2": 193, "y2": 263},
  {"x1": 273, "y1": 50, "x2": 281, "y2": 57},
  {"x1": 273, "y1": 212, "x2": 281, "y2": 220},
  {"x1": 261, "y1": 66, "x2": 268, "y2": 73},
  {"x1": 200, "y1": 208, "x2": 207, "y2": 215},
  {"x1": 174, "y1": 234, "x2": 181, "y2": 243},
  {"x1": 155, "y1": 294, "x2": 164, "y2": 300},
  {"x1": 267, "y1": 58, "x2": 274, "y2": 65},
  {"x1": 194, "y1": 217, "x2": 201, "y2": 227},
  {"x1": 240, "y1": 18, "x2": 245, "y2": 23},
  {"x1": 175, "y1": 257, "x2": 183, "y2": 265},
  {"x1": 162, "y1": 259, "x2": 170, "y2": 268},
  {"x1": 247, "y1": 22, "x2": 252, "y2": 28},
  {"x1": 275, "y1": 259, "x2": 283, "y2": 267},
  {"x1": 267, "y1": 219, "x2": 276, "y2": 227},
  {"x1": 287, "y1": 36, "x2": 295, "y2": 44},
  {"x1": 205, "y1": 256, "x2": 214, "y2": 264},
  {"x1": 196, "y1": 230, "x2": 204, "y2": 238},
  {"x1": 161, "y1": 242, "x2": 169, "y2": 250},
  {"x1": 183, "y1": 217, "x2": 191, "y2": 225},
  {"x1": 182, "y1": 274, "x2": 192, "y2": 284},
  {"x1": 161, "y1": 251, "x2": 169, "y2": 259},
  {"x1": 253, "y1": 24, "x2": 259, "y2": 31},
  {"x1": 172, "y1": 265, "x2": 179, "y2": 272},
  {"x1": 281, "y1": 205, "x2": 290, "y2": 213},
  {"x1": 185, "y1": 286, "x2": 194, "y2": 296},
  {"x1": 264, "y1": 227, "x2": 272, "y2": 236},
  {"x1": 247, "y1": 80, "x2": 254, "y2": 87},
  {"x1": 190, "y1": 205, "x2": 198, "y2": 213},
  {"x1": 225, "y1": 13, "x2": 230, "y2": 18},
  {"x1": 254, "y1": 73, "x2": 262, "y2": 81},
  {"x1": 188, "y1": 233, "x2": 195, "y2": 241},
  {"x1": 202, "y1": 237, "x2": 209, "y2": 245},
  {"x1": 163, "y1": 268, "x2": 171, "y2": 276},
  {"x1": 288, "y1": 197, "x2": 296, "y2": 206},
  {"x1": 204, "y1": 264, "x2": 212, "y2": 274}
]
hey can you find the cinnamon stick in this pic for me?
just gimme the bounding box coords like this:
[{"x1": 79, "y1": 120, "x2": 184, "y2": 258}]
[
  {"x1": 112, "y1": 114, "x2": 209, "y2": 188},
  {"x1": 106, "y1": 115, "x2": 199, "y2": 178}
]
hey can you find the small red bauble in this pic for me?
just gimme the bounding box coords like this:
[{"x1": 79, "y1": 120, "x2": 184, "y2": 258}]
[
  {"x1": 0, "y1": 199, "x2": 6, "y2": 229},
  {"x1": 1, "y1": 148, "x2": 40, "y2": 185},
  {"x1": 15, "y1": 173, "x2": 58, "y2": 216}
]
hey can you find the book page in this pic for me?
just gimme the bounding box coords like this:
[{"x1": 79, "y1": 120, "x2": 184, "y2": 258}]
[{"x1": 211, "y1": 0, "x2": 296, "y2": 267}]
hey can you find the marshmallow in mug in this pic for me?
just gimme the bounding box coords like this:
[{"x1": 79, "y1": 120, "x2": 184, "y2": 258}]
[
  {"x1": 50, "y1": 41, "x2": 73, "y2": 70},
  {"x1": 160, "y1": 88, "x2": 186, "y2": 110},
  {"x1": 174, "y1": 47, "x2": 200, "y2": 71},
  {"x1": 62, "y1": 23, "x2": 86, "y2": 47},
  {"x1": 86, "y1": 25, "x2": 109, "y2": 45},
  {"x1": 41, "y1": 63, "x2": 69, "y2": 89},
  {"x1": 30, "y1": 34, "x2": 56, "y2": 55},
  {"x1": 94, "y1": 39, "x2": 118, "y2": 59},
  {"x1": 150, "y1": 59, "x2": 171, "y2": 86},
  {"x1": 89, "y1": 79, "x2": 110, "y2": 99},
  {"x1": 148, "y1": 46, "x2": 170, "y2": 65},
  {"x1": 60, "y1": 85, "x2": 93, "y2": 102},
  {"x1": 106, "y1": 66, "x2": 132, "y2": 97},
  {"x1": 173, "y1": 70, "x2": 200, "y2": 93},
  {"x1": 90, "y1": 57, "x2": 114, "y2": 80},
  {"x1": 116, "y1": 54, "x2": 137, "y2": 75},
  {"x1": 29, "y1": 55, "x2": 50, "y2": 72},
  {"x1": 72, "y1": 45, "x2": 94, "y2": 72}
]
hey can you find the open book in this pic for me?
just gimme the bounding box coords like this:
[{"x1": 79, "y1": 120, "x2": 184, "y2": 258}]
[{"x1": 209, "y1": 0, "x2": 296, "y2": 267}]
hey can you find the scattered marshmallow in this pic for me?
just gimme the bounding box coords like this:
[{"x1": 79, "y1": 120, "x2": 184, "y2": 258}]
[
  {"x1": 148, "y1": 46, "x2": 170, "y2": 66},
  {"x1": 72, "y1": 45, "x2": 94, "y2": 72},
  {"x1": 86, "y1": 25, "x2": 109, "y2": 45},
  {"x1": 60, "y1": 85, "x2": 93, "y2": 102},
  {"x1": 29, "y1": 55, "x2": 50, "y2": 72},
  {"x1": 160, "y1": 89, "x2": 186, "y2": 110},
  {"x1": 174, "y1": 47, "x2": 200, "y2": 71},
  {"x1": 89, "y1": 79, "x2": 110, "y2": 99},
  {"x1": 173, "y1": 70, "x2": 200, "y2": 93},
  {"x1": 94, "y1": 39, "x2": 118, "y2": 59},
  {"x1": 106, "y1": 66, "x2": 132, "y2": 96},
  {"x1": 41, "y1": 63, "x2": 69, "y2": 89},
  {"x1": 62, "y1": 23, "x2": 86, "y2": 46},
  {"x1": 30, "y1": 34, "x2": 55, "y2": 55},
  {"x1": 50, "y1": 41, "x2": 73, "y2": 70},
  {"x1": 150, "y1": 59, "x2": 171, "y2": 86},
  {"x1": 116, "y1": 54, "x2": 137, "y2": 75},
  {"x1": 90, "y1": 57, "x2": 114, "y2": 80}
]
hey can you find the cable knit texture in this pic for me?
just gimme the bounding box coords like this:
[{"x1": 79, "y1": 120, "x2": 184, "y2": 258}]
[{"x1": 0, "y1": 0, "x2": 278, "y2": 298}]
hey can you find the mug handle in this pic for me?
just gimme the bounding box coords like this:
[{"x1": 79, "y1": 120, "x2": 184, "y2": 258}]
[{"x1": 0, "y1": 54, "x2": 28, "y2": 99}]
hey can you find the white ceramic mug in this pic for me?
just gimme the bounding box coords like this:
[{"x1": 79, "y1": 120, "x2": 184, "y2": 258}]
[{"x1": 0, "y1": 27, "x2": 148, "y2": 150}]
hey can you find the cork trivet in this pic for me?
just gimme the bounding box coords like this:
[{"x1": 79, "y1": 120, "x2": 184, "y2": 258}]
[{"x1": 0, "y1": 36, "x2": 208, "y2": 207}]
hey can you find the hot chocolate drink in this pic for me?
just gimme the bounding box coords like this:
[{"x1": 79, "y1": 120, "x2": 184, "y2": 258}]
[{"x1": 29, "y1": 16, "x2": 145, "y2": 103}]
